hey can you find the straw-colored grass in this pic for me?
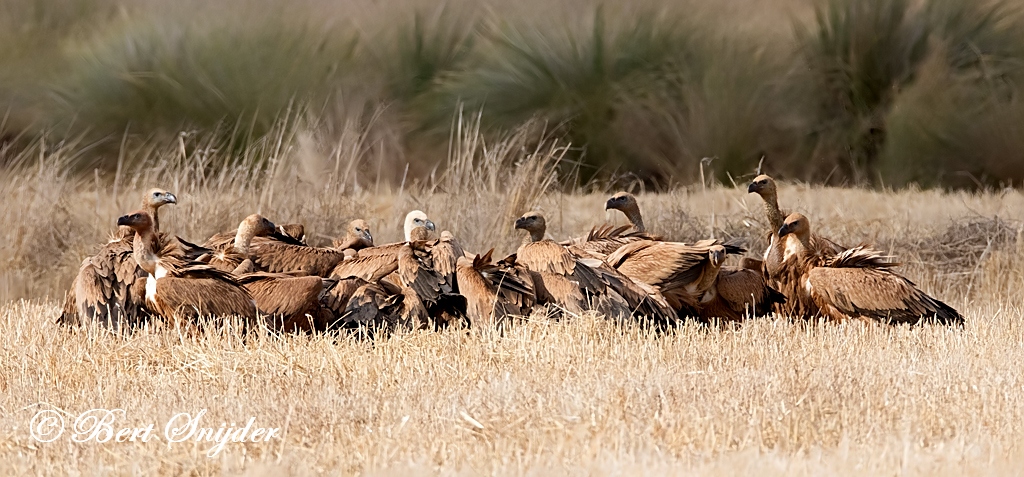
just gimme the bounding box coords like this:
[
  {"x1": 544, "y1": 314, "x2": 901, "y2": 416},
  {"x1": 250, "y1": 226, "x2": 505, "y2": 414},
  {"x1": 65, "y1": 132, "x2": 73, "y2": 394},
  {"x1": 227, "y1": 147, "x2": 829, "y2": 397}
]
[{"x1": 1, "y1": 126, "x2": 1023, "y2": 474}]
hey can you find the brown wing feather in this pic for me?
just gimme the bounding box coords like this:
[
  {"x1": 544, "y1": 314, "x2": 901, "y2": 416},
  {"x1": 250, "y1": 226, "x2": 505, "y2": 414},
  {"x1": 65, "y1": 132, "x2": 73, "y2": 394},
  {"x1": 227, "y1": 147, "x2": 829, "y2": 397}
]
[
  {"x1": 241, "y1": 274, "x2": 324, "y2": 332},
  {"x1": 430, "y1": 237, "x2": 464, "y2": 285},
  {"x1": 197, "y1": 250, "x2": 247, "y2": 273},
  {"x1": 398, "y1": 244, "x2": 445, "y2": 302},
  {"x1": 516, "y1": 241, "x2": 577, "y2": 276},
  {"x1": 251, "y1": 242, "x2": 346, "y2": 277},
  {"x1": 807, "y1": 266, "x2": 963, "y2": 325},
  {"x1": 152, "y1": 276, "x2": 258, "y2": 323},
  {"x1": 63, "y1": 239, "x2": 150, "y2": 328},
  {"x1": 330, "y1": 253, "x2": 399, "y2": 282},
  {"x1": 713, "y1": 267, "x2": 785, "y2": 318},
  {"x1": 608, "y1": 241, "x2": 712, "y2": 293},
  {"x1": 355, "y1": 242, "x2": 405, "y2": 259}
]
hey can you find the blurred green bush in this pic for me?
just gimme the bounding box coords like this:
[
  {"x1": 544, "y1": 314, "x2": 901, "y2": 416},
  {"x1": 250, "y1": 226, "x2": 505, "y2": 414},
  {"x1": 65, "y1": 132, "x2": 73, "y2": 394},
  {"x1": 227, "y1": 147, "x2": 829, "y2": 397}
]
[{"x1": 1, "y1": 0, "x2": 1023, "y2": 188}]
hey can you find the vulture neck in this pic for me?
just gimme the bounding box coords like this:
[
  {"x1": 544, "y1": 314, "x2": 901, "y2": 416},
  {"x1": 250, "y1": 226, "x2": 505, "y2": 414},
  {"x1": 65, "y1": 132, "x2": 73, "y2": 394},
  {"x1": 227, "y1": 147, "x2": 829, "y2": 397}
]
[
  {"x1": 761, "y1": 193, "x2": 784, "y2": 233},
  {"x1": 232, "y1": 225, "x2": 255, "y2": 256},
  {"x1": 696, "y1": 261, "x2": 722, "y2": 293},
  {"x1": 621, "y1": 206, "x2": 645, "y2": 233},
  {"x1": 144, "y1": 204, "x2": 162, "y2": 232},
  {"x1": 131, "y1": 227, "x2": 161, "y2": 276},
  {"x1": 792, "y1": 233, "x2": 813, "y2": 258},
  {"x1": 525, "y1": 227, "x2": 545, "y2": 243}
]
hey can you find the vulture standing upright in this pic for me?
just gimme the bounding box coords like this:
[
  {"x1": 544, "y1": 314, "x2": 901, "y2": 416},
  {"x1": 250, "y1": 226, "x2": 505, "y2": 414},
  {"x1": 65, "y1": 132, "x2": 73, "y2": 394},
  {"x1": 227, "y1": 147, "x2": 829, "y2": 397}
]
[
  {"x1": 59, "y1": 188, "x2": 179, "y2": 329},
  {"x1": 747, "y1": 175, "x2": 845, "y2": 275},
  {"x1": 514, "y1": 211, "x2": 676, "y2": 323},
  {"x1": 117, "y1": 210, "x2": 258, "y2": 325},
  {"x1": 775, "y1": 213, "x2": 963, "y2": 325},
  {"x1": 563, "y1": 192, "x2": 661, "y2": 259}
]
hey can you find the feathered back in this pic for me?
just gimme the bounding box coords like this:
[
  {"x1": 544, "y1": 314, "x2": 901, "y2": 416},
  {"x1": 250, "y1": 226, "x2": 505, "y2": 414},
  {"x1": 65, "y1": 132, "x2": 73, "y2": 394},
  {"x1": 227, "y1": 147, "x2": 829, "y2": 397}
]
[{"x1": 826, "y1": 246, "x2": 900, "y2": 269}]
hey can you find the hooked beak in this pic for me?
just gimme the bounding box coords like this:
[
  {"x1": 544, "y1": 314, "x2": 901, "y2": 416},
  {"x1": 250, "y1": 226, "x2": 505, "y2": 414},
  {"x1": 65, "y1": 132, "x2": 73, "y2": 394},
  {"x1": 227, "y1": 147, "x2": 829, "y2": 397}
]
[
  {"x1": 165, "y1": 193, "x2": 177, "y2": 204},
  {"x1": 747, "y1": 183, "x2": 757, "y2": 194},
  {"x1": 425, "y1": 220, "x2": 436, "y2": 232},
  {"x1": 116, "y1": 215, "x2": 130, "y2": 227},
  {"x1": 514, "y1": 218, "x2": 526, "y2": 230},
  {"x1": 362, "y1": 230, "x2": 373, "y2": 244},
  {"x1": 778, "y1": 223, "x2": 793, "y2": 237},
  {"x1": 604, "y1": 199, "x2": 614, "y2": 210}
]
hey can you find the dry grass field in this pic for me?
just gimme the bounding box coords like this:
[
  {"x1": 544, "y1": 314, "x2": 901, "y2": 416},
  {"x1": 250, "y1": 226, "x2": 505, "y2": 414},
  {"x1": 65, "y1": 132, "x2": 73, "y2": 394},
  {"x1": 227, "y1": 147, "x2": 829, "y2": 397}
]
[{"x1": 1, "y1": 134, "x2": 1024, "y2": 475}]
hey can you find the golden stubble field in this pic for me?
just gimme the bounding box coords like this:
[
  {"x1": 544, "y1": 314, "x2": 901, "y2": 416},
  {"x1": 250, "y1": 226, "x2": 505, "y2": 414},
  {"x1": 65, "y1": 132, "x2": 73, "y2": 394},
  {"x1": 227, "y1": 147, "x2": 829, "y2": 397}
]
[{"x1": 2, "y1": 169, "x2": 1024, "y2": 474}]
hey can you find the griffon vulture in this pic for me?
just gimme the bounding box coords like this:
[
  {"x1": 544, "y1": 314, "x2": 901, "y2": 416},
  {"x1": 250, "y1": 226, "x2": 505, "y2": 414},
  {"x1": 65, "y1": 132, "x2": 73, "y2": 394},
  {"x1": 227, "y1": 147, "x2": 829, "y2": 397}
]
[
  {"x1": 329, "y1": 215, "x2": 465, "y2": 328},
  {"x1": 563, "y1": 192, "x2": 661, "y2": 259},
  {"x1": 697, "y1": 246, "x2": 786, "y2": 322},
  {"x1": 776, "y1": 213, "x2": 963, "y2": 325},
  {"x1": 197, "y1": 214, "x2": 280, "y2": 273},
  {"x1": 59, "y1": 188, "x2": 178, "y2": 328},
  {"x1": 117, "y1": 210, "x2": 258, "y2": 325},
  {"x1": 514, "y1": 211, "x2": 676, "y2": 323},
  {"x1": 455, "y1": 249, "x2": 536, "y2": 326},
  {"x1": 747, "y1": 175, "x2": 845, "y2": 277},
  {"x1": 603, "y1": 237, "x2": 744, "y2": 317},
  {"x1": 202, "y1": 221, "x2": 305, "y2": 251},
  {"x1": 332, "y1": 219, "x2": 374, "y2": 253}
]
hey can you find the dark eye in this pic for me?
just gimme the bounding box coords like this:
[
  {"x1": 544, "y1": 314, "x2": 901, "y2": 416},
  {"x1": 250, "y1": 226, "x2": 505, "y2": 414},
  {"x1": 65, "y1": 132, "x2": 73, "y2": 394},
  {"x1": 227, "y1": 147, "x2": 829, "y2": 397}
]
[
  {"x1": 152, "y1": 192, "x2": 160, "y2": 197},
  {"x1": 355, "y1": 227, "x2": 362, "y2": 232}
]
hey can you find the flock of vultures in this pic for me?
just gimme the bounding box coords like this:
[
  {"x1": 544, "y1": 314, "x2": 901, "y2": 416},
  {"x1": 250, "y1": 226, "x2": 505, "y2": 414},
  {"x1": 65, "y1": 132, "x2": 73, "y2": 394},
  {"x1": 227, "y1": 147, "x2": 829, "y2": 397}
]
[{"x1": 58, "y1": 175, "x2": 964, "y2": 334}]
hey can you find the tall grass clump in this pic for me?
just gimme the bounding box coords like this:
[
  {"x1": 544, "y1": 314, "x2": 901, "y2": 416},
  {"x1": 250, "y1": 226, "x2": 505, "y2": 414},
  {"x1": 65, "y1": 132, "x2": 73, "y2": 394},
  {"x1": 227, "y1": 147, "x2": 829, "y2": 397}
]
[
  {"x1": 437, "y1": 6, "x2": 695, "y2": 181},
  {"x1": 54, "y1": 10, "x2": 357, "y2": 154},
  {"x1": 368, "y1": 4, "x2": 481, "y2": 131},
  {"x1": 619, "y1": 38, "x2": 799, "y2": 184},
  {"x1": 797, "y1": 0, "x2": 929, "y2": 183},
  {"x1": 880, "y1": 0, "x2": 1024, "y2": 187}
]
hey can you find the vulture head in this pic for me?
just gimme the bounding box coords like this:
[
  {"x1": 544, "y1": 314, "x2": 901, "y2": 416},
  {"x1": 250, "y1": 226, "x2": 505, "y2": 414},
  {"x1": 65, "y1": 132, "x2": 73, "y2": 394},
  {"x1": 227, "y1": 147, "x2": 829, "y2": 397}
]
[
  {"x1": 117, "y1": 210, "x2": 155, "y2": 231},
  {"x1": 747, "y1": 175, "x2": 777, "y2": 197},
  {"x1": 240, "y1": 214, "x2": 278, "y2": 238},
  {"x1": 778, "y1": 213, "x2": 810, "y2": 241},
  {"x1": 514, "y1": 211, "x2": 547, "y2": 242},
  {"x1": 708, "y1": 245, "x2": 727, "y2": 268},
  {"x1": 143, "y1": 188, "x2": 177, "y2": 208},
  {"x1": 348, "y1": 219, "x2": 373, "y2": 247},
  {"x1": 404, "y1": 210, "x2": 435, "y2": 242},
  {"x1": 605, "y1": 191, "x2": 637, "y2": 212}
]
